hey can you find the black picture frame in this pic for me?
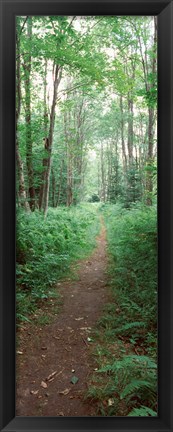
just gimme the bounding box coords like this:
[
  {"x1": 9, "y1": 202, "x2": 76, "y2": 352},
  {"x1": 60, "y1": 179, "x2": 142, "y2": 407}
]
[{"x1": 0, "y1": 0, "x2": 173, "y2": 431}]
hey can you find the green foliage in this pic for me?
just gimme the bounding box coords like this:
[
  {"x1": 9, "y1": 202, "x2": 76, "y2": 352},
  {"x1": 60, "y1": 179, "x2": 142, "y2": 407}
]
[
  {"x1": 87, "y1": 203, "x2": 157, "y2": 415},
  {"x1": 95, "y1": 353, "x2": 157, "y2": 411},
  {"x1": 102, "y1": 203, "x2": 157, "y2": 347},
  {"x1": 16, "y1": 204, "x2": 100, "y2": 321},
  {"x1": 128, "y1": 405, "x2": 157, "y2": 416}
]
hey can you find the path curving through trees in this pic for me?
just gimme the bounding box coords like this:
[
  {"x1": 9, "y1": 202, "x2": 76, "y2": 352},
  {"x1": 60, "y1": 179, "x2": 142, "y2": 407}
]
[{"x1": 16, "y1": 218, "x2": 109, "y2": 416}]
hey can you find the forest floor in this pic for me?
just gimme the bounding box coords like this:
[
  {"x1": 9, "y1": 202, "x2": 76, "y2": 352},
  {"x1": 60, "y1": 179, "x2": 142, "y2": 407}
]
[{"x1": 16, "y1": 217, "x2": 111, "y2": 416}]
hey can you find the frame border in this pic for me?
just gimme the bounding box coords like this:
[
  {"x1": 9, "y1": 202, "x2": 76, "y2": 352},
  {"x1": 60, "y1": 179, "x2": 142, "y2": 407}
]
[{"x1": 0, "y1": 1, "x2": 173, "y2": 431}]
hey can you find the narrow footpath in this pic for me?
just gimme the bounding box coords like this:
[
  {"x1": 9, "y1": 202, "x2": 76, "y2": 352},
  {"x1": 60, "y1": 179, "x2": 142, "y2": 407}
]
[{"x1": 16, "y1": 219, "x2": 109, "y2": 416}]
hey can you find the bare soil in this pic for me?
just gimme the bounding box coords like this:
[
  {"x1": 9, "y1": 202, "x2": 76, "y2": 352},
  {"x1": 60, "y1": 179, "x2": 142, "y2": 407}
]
[{"x1": 16, "y1": 219, "x2": 110, "y2": 417}]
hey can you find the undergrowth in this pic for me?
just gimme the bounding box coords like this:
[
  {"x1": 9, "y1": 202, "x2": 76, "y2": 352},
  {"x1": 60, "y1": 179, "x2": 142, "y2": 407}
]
[
  {"x1": 16, "y1": 203, "x2": 100, "y2": 324},
  {"x1": 87, "y1": 202, "x2": 157, "y2": 416}
]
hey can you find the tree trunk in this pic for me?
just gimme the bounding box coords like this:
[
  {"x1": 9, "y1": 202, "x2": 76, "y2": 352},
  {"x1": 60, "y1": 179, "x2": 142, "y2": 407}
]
[
  {"x1": 57, "y1": 160, "x2": 64, "y2": 206},
  {"x1": 23, "y1": 17, "x2": 35, "y2": 211},
  {"x1": 66, "y1": 141, "x2": 73, "y2": 207},
  {"x1": 120, "y1": 95, "x2": 127, "y2": 173},
  {"x1": 16, "y1": 18, "x2": 30, "y2": 212},
  {"x1": 127, "y1": 94, "x2": 134, "y2": 167},
  {"x1": 51, "y1": 168, "x2": 56, "y2": 207},
  {"x1": 146, "y1": 17, "x2": 157, "y2": 206},
  {"x1": 64, "y1": 103, "x2": 73, "y2": 207},
  {"x1": 146, "y1": 106, "x2": 155, "y2": 205},
  {"x1": 16, "y1": 140, "x2": 30, "y2": 212},
  {"x1": 100, "y1": 142, "x2": 106, "y2": 202},
  {"x1": 43, "y1": 63, "x2": 62, "y2": 217},
  {"x1": 73, "y1": 95, "x2": 85, "y2": 203},
  {"x1": 39, "y1": 59, "x2": 48, "y2": 210}
]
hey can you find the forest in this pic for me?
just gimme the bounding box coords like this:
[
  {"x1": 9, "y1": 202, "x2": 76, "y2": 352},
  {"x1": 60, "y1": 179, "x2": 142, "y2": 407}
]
[{"x1": 16, "y1": 16, "x2": 157, "y2": 417}]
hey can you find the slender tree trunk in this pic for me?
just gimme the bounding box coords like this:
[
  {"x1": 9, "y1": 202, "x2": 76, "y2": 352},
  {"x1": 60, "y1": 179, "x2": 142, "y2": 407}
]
[
  {"x1": 66, "y1": 137, "x2": 73, "y2": 207},
  {"x1": 120, "y1": 95, "x2": 127, "y2": 173},
  {"x1": 146, "y1": 106, "x2": 155, "y2": 205},
  {"x1": 127, "y1": 94, "x2": 134, "y2": 167},
  {"x1": 73, "y1": 95, "x2": 85, "y2": 203},
  {"x1": 146, "y1": 17, "x2": 157, "y2": 206},
  {"x1": 51, "y1": 168, "x2": 56, "y2": 207},
  {"x1": 43, "y1": 63, "x2": 62, "y2": 217},
  {"x1": 100, "y1": 142, "x2": 106, "y2": 202},
  {"x1": 39, "y1": 59, "x2": 48, "y2": 210},
  {"x1": 64, "y1": 103, "x2": 73, "y2": 207},
  {"x1": 16, "y1": 140, "x2": 30, "y2": 212},
  {"x1": 16, "y1": 19, "x2": 30, "y2": 212},
  {"x1": 57, "y1": 160, "x2": 64, "y2": 206},
  {"x1": 107, "y1": 140, "x2": 112, "y2": 202},
  {"x1": 23, "y1": 17, "x2": 35, "y2": 211},
  {"x1": 98, "y1": 158, "x2": 101, "y2": 199}
]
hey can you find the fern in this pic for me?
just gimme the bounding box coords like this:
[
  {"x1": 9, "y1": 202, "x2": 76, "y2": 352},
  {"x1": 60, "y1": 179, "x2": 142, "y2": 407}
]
[
  {"x1": 115, "y1": 321, "x2": 146, "y2": 335},
  {"x1": 128, "y1": 406, "x2": 157, "y2": 417},
  {"x1": 120, "y1": 379, "x2": 154, "y2": 399},
  {"x1": 98, "y1": 356, "x2": 135, "y2": 373},
  {"x1": 98, "y1": 355, "x2": 157, "y2": 374},
  {"x1": 126, "y1": 355, "x2": 157, "y2": 369}
]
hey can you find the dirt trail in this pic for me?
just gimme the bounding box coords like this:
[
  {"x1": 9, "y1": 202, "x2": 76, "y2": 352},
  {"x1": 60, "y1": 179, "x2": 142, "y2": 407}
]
[{"x1": 16, "y1": 218, "x2": 109, "y2": 417}]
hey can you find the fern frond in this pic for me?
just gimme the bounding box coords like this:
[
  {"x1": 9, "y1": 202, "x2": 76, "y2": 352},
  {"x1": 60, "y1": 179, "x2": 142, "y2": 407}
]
[
  {"x1": 128, "y1": 405, "x2": 157, "y2": 417},
  {"x1": 115, "y1": 321, "x2": 146, "y2": 335},
  {"x1": 120, "y1": 379, "x2": 154, "y2": 399},
  {"x1": 126, "y1": 355, "x2": 157, "y2": 369},
  {"x1": 98, "y1": 355, "x2": 157, "y2": 374},
  {"x1": 98, "y1": 356, "x2": 134, "y2": 373}
]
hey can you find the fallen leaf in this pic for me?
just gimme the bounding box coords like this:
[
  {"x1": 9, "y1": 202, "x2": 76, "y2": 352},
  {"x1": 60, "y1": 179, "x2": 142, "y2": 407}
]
[
  {"x1": 41, "y1": 381, "x2": 48, "y2": 389},
  {"x1": 30, "y1": 390, "x2": 39, "y2": 395},
  {"x1": 59, "y1": 388, "x2": 70, "y2": 395},
  {"x1": 16, "y1": 351, "x2": 23, "y2": 355},
  {"x1": 70, "y1": 376, "x2": 79, "y2": 385},
  {"x1": 46, "y1": 371, "x2": 57, "y2": 381}
]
